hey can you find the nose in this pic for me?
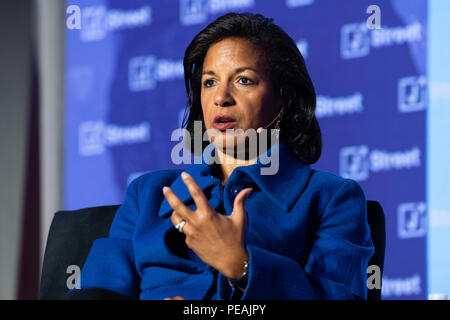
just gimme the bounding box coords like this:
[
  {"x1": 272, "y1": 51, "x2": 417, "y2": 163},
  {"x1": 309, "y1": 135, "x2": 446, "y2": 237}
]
[{"x1": 214, "y1": 83, "x2": 235, "y2": 107}]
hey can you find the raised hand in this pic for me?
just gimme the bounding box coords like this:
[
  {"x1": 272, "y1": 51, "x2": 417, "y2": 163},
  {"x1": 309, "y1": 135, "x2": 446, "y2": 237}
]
[{"x1": 163, "y1": 172, "x2": 252, "y2": 280}]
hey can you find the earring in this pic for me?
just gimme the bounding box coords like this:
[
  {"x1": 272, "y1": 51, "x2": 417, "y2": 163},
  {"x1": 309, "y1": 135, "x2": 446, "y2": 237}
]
[
  {"x1": 272, "y1": 108, "x2": 284, "y2": 140},
  {"x1": 274, "y1": 107, "x2": 284, "y2": 130}
]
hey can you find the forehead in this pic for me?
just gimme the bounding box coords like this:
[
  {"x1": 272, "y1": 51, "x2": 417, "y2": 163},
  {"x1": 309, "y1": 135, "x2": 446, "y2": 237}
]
[{"x1": 203, "y1": 37, "x2": 267, "y2": 71}]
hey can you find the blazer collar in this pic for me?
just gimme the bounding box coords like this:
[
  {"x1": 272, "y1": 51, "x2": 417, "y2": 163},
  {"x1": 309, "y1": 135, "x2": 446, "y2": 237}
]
[
  {"x1": 237, "y1": 141, "x2": 312, "y2": 212},
  {"x1": 158, "y1": 141, "x2": 312, "y2": 218}
]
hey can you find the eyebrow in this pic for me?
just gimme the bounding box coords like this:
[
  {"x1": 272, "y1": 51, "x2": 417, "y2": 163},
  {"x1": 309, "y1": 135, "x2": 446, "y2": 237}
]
[{"x1": 201, "y1": 67, "x2": 258, "y2": 77}]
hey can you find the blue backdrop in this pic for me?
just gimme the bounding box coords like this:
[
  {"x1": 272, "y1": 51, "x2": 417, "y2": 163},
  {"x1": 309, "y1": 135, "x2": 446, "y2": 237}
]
[{"x1": 65, "y1": 0, "x2": 428, "y2": 299}]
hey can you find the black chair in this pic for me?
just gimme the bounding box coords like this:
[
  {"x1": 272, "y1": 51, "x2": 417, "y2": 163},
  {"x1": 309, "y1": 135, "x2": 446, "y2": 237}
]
[
  {"x1": 39, "y1": 205, "x2": 121, "y2": 300},
  {"x1": 39, "y1": 201, "x2": 385, "y2": 300},
  {"x1": 366, "y1": 200, "x2": 386, "y2": 300}
]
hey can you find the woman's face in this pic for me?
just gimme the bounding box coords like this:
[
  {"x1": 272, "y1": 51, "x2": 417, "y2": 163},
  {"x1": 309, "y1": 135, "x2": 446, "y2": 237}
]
[{"x1": 200, "y1": 37, "x2": 281, "y2": 153}]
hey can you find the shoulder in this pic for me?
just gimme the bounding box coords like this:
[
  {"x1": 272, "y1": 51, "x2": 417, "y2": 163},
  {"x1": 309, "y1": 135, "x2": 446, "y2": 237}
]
[
  {"x1": 130, "y1": 168, "x2": 183, "y2": 189},
  {"x1": 123, "y1": 168, "x2": 183, "y2": 201},
  {"x1": 306, "y1": 168, "x2": 366, "y2": 206},
  {"x1": 310, "y1": 168, "x2": 363, "y2": 190}
]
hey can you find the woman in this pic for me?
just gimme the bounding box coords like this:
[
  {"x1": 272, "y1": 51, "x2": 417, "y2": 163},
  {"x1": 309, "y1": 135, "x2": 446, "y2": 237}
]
[{"x1": 73, "y1": 12, "x2": 374, "y2": 300}]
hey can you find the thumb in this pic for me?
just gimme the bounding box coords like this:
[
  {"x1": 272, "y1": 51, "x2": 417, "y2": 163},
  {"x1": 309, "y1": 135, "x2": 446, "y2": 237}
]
[{"x1": 231, "y1": 188, "x2": 253, "y2": 227}]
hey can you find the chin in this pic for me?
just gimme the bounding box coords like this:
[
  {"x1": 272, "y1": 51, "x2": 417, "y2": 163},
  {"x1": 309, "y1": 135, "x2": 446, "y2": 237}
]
[{"x1": 212, "y1": 132, "x2": 249, "y2": 158}]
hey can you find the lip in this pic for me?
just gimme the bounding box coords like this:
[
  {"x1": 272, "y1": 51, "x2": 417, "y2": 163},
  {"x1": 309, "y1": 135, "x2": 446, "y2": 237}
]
[
  {"x1": 213, "y1": 115, "x2": 237, "y2": 131},
  {"x1": 213, "y1": 121, "x2": 237, "y2": 131}
]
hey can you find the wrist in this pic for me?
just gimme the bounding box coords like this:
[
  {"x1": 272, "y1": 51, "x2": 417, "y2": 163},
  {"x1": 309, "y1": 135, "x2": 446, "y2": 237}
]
[
  {"x1": 223, "y1": 249, "x2": 249, "y2": 280},
  {"x1": 227, "y1": 260, "x2": 249, "y2": 289}
]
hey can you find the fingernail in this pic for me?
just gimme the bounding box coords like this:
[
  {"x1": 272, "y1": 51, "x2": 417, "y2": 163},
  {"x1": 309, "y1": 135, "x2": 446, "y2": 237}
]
[
  {"x1": 181, "y1": 172, "x2": 189, "y2": 180},
  {"x1": 163, "y1": 186, "x2": 169, "y2": 193}
]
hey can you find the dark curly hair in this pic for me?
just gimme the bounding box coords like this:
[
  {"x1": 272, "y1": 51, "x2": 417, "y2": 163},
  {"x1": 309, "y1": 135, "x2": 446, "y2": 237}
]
[{"x1": 182, "y1": 12, "x2": 321, "y2": 164}]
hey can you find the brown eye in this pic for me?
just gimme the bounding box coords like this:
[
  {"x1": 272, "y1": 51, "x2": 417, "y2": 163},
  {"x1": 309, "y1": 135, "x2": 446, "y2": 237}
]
[
  {"x1": 203, "y1": 79, "x2": 215, "y2": 88},
  {"x1": 239, "y1": 77, "x2": 254, "y2": 86}
]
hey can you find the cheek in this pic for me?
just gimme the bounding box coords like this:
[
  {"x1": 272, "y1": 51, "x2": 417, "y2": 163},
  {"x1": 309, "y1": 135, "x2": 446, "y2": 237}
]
[
  {"x1": 200, "y1": 94, "x2": 210, "y2": 122},
  {"x1": 246, "y1": 97, "x2": 270, "y2": 125},
  {"x1": 258, "y1": 92, "x2": 279, "y2": 121},
  {"x1": 245, "y1": 109, "x2": 261, "y2": 127},
  {"x1": 202, "y1": 106, "x2": 212, "y2": 124}
]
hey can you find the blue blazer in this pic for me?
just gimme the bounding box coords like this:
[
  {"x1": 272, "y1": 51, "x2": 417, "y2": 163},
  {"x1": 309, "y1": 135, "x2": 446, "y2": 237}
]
[{"x1": 78, "y1": 141, "x2": 374, "y2": 300}]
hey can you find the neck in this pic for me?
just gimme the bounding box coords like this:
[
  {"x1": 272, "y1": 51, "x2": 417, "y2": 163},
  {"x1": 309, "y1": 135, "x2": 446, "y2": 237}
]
[
  {"x1": 214, "y1": 147, "x2": 259, "y2": 186},
  {"x1": 209, "y1": 134, "x2": 279, "y2": 185}
]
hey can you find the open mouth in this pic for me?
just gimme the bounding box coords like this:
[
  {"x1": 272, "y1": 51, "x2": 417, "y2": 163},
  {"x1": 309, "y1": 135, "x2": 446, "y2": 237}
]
[{"x1": 213, "y1": 115, "x2": 237, "y2": 131}]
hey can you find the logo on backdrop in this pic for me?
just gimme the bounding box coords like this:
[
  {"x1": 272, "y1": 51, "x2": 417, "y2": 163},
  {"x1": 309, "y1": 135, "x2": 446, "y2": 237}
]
[
  {"x1": 129, "y1": 55, "x2": 184, "y2": 92},
  {"x1": 398, "y1": 202, "x2": 427, "y2": 239},
  {"x1": 341, "y1": 21, "x2": 423, "y2": 59},
  {"x1": 79, "y1": 121, "x2": 151, "y2": 156},
  {"x1": 382, "y1": 274, "x2": 422, "y2": 298},
  {"x1": 78, "y1": 5, "x2": 152, "y2": 42},
  {"x1": 179, "y1": 0, "x2": 255, "y2": 26},
  {"x1": 340, "y1": 145, "x2": 422, "y2": 181},
  {"x1": 316, "y1": 92, "x2": 364, "y2": 118},
  {"x1": 285, "y1": 0, "x2": 314, "y2": 8},
  {"x1": 398, "y1": 76, "x2": 427, "y2": 113}
]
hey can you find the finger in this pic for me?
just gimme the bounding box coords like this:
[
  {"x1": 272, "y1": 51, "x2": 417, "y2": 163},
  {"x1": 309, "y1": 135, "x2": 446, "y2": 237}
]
[
  {"x1": 231, "y1": 188, "x2": 253, "y2": 227},
  {"x1": 170, "y1": 209, "x2": 184, "y2": 226},
  {"x1": 170, "y1": 211, "x2": 193, "y2": 236},
  {"x1": 180, "y1": 172, "x2": 211, "y2": 212},
  {"x1": 163, "y1": 186, "x2": 193, "y2": 221},
  {"x1": 173, "y1": 296, "x2": 186, "y2": 300}
]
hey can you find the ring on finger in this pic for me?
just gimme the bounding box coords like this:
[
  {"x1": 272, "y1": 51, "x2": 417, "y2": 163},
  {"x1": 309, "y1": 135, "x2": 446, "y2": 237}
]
[{"x1": 175, "y1": 219, "x2": 186, "y2": 233}]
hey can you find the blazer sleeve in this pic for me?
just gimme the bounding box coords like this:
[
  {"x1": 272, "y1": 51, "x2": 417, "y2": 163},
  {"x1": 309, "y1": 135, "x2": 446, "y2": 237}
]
[
  {"x1": 229, "y1": 179, "x2": 375, "y2": 300},
  {"x1": 66, "y1": 178, "x2": 141, "y2": 299}
]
